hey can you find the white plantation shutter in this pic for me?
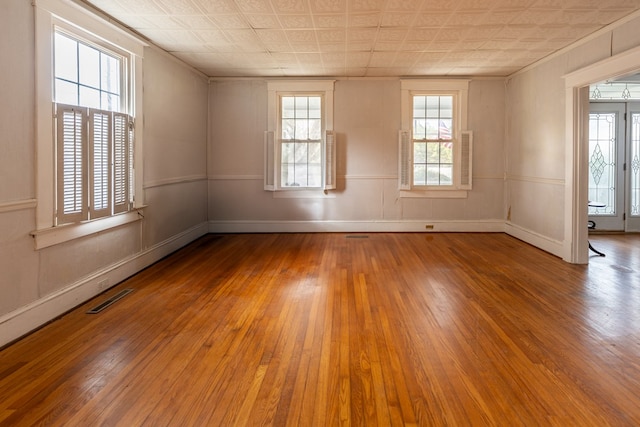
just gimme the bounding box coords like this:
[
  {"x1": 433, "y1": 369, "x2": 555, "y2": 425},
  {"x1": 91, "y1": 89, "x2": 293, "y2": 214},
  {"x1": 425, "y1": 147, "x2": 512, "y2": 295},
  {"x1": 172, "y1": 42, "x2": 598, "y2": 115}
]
[
  {"x1": 264, "y1": 131, "x2": 276, "y2": 191},
  {"x1": 458, "y1": 131, "x2": 473, "y2": 190},
  {"x1": 323, "y1": 130, "x2": 336, "y2": 190},
  {"x1": 56, "y1": 104, "x2": 88, "y2": 224},
  {"x1": 55, "y1": 103, "x2": 134, "y2": 225},
  {"x1": 89, "y1": 109, "x2": 112, "y2": 219},
  {"x1": 113, "y1": 112, "x2": 130, "y2": 213},
  {"x1": 398, "y1": 130, "x2": 411, "y2": 190}
]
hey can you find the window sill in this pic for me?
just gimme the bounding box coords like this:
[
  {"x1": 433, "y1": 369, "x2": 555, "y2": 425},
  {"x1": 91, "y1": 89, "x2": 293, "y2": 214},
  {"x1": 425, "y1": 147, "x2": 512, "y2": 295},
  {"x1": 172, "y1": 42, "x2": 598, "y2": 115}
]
[
  {"x1": 272, "y1": 190, "x2": 335, "y2": 199},
  {"x1": 31, "y1": 207, "x2": 145, "y2": 250},
  {"x1": 400, "y1": 190, "x2": 468, "y2": 199}
]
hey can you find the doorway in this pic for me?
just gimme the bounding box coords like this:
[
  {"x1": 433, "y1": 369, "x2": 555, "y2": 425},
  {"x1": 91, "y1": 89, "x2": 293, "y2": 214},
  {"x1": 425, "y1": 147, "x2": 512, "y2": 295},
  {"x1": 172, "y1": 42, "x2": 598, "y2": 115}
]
[{"x1": 588, "y1": 101, "x2": 640, "y2": 231}]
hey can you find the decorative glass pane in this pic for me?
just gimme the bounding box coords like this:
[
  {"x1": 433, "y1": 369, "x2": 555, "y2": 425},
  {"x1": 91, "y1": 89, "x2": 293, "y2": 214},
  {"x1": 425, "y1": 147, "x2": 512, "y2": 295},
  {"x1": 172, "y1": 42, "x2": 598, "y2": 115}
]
[
  {"x1": 295, "y1": 120, "x2": 309, "y2": 140},
  {"x1": 588, "y1": 113, "x2": 617, "y2": 215},
  {"x1": 632, "y1": 113, "x2": 640, "y2": 216},
  {"x1": 308, "y1": 97, "x2": 321, "y2": 118},
  {"x1": 282, "y1": 119, "x2": 295, "y2": 139},
  {"x1": 295, "y1": 97, "x2": 309, "y2": 118},
  {"x1": 308, "y1": 119, "x2": 321, "y2": 140}
]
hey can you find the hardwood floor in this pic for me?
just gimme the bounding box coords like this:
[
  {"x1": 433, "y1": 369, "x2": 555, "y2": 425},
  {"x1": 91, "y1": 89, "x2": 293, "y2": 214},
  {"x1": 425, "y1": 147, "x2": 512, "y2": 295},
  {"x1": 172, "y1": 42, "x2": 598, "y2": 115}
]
[{"x1": 1, "y1": 232, "x2": 640, "y2": 426}]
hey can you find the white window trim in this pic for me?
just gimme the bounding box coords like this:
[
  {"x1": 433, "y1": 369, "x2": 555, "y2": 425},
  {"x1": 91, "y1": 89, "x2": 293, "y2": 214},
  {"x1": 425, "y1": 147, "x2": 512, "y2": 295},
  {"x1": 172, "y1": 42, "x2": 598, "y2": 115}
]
[
  {"x1": 266, "y1": 80, "x2": 335, "y2": 194},
  {"x1": 400, "y1": 79, "x2": 471, "y2": 198},
  {"x1": 33, "y1": 0, "x2": 145, "y2": 248}
]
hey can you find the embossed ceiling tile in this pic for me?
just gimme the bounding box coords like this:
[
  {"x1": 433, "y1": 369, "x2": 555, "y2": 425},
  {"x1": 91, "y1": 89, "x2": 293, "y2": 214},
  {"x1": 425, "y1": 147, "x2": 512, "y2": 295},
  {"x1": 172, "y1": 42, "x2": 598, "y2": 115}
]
[
  {"x1": 289, "y1": 41, "x2": 320, "y2": 51},
  {"x1": 279, "y1": 15, "x2": 315, "y2": 29},
  {"x1": 559, "y1": 10, "x2": 601, "y2": 25},
  {"x1": 222, "y1": 29, "x2": 261, "y2": 43},
  {"x1": 114, "y1": 0, "x2": 165, "y2": 15},
  {"x1": 348, "y1": 13, "x2": 381, "y2": 27},
  {"x1": 509, "y1": 9, "x2": 562, "y2": 25},
  {"x1": 196, "y1": 29, "x2": 231, "y2": 44},
  {"x1": 463, "y1": 26, "x2": 503, "y2": 41},
  {"x1": 425, "y1": 40, "x2": 459, "y2": 51},
  {"x1": 386, "y1": 0, "x2": 423, "y2": 12},
  {"x1": 270, "y1": 52, "x2": 298, "y2": 62},
  {"x1": 284, "y1": 29, "x2": 316, "y2": 42},
  {"x1": 413, "y1": 13, "x2": 452, "y2": 27},
  {"x1": 124, "y1": 15, "x2": 177, "y2": 30},
  {"x1": 207, "y1": 14, "x2": 250, "y2": 29},
  {"x1": 434, "y1": 27, "x2": 470, "y2": 42},
  {"x1": 271, "y1": 0, "x2": 309, "y2": 13},
  {"x1": 489, "y1": 0, "x2": 536, "y2": 10},
  {"x1": 255, "y1": 29, "x2": 288, "y2": 42},
  {"x1": 479, "y1": 39, "x2": 517, "y2": 50},
  {"x1": 414, "y1": 51, "x2": 447, "y2": 62},
  {"x1": 446, "y1": 12, "x2": 489, "y2": 26},
  {"x1": 296, "y1": 52, "x2": 323, "y2": 64},
  {"x1": 172, "y1": 15, "x2": 218, "y2": 30},
  {"x1": 346, "y1": 52, "x2": 371, "y2": 66},
  {"x1": 481, "y1": 10, "x2": 520, "y2": 25},
  {"x1": 309, "y1": 0, "x2": 347, "y2": 13},
  {"x1": 261, "y1": 41, "x2": 293, "y2": 51},
  {"x1": 348, "y1": 28, "x2": 378, "y2": 41},
  {"x1": 453, "y1": 0, "x2": 494, "y2": 12},
  {"x1": 393, "y1": 52, "x2": 420, "y2": 67},
  {"x1": 552, "y1": 24, "x2": 600, "y2": 39},
  {"x1": 346, "y1": 40, "x2": 375, "y2": 51},
  {"x1": 318, "y1": 42, "x2": 347, "y2": 52},
  {"x1": 401, "y1": 42, "x2": 434, "y2": 51},
  {"x1": 374, "y1": 41, "x2": 404, "y2": 52},
  {"x1": 315, "y1": 14, "x2": 347, "y2": 28},
  {"x1": 377, "y1": 28, "x2": 408, "y2": 42},
  {"x1": 317, "y1": 29, "x2": 346, "y2": 42},
  {"x1": 154, "y1": 0, "x2": 202, "y2": 15},
  {"x1": 495, "y1": 25, "x2": 534, "y2": 40},
  {"x1": 191, "y1": 0, "x2": 237, "y2": 14},
  {"x1": 421, "y1": 0, "x2": 460, "y2": 11},
  {"x1": 368, "y1": 52, "x2": 397, "y2": 67},
  {"x1": 321, "y1": 52, "x2": 346, "y2": 65},
  {"x1": 244, "y1": 14, "x2": 281, "y2": 28},
  {"x1": 235, "y1": 0, "x2": 273, "y2": 13},
  {"x1": 348, "y1": 0, "x2": 385, "y2": 13},
  {"x1": 406, "y1": 28, "x2": 440, "y2": 42},
  {"x1": 380, "y1": 13, "x2": 416, "y2": 27}
]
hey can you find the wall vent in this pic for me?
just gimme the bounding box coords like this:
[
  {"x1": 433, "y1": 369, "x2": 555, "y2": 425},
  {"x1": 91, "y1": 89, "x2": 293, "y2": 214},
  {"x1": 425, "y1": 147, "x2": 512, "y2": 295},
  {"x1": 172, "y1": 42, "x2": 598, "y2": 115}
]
[{"x1": 87, "y1": 289, "x2": 133, "y2": 314}]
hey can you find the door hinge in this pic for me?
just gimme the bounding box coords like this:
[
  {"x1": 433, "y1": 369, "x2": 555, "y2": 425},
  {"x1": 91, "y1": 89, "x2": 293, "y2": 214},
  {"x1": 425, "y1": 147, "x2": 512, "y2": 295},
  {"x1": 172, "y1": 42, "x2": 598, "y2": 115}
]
[{"x1": 623, "y1": 213, "x2": 626, "y2": 221}]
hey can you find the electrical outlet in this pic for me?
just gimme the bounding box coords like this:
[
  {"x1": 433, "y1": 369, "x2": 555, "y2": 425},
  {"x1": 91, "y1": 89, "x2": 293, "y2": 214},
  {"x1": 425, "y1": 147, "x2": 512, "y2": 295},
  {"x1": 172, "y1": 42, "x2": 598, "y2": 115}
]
[{"x1": 425, "y1": 224, "x2": 434, "y2": 230}]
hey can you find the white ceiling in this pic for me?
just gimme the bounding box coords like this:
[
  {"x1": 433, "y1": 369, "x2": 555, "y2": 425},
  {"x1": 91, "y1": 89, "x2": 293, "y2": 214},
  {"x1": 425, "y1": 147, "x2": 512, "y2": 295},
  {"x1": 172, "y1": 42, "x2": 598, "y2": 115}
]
[{"x1": 83, "y1": 0, "x2": 640, "y2": 78}]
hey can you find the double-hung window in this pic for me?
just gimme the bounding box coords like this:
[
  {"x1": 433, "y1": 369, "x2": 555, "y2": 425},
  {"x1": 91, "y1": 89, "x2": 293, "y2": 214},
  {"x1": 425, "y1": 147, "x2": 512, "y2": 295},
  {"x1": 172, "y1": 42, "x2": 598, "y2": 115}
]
[
  {"x1": 265, "y1": 81, "x2": 336, "y2": 192},
  {"x1": 54, "y1": 30, "x2": 133, "y2": 225},
  {"x1": 34, "y1": 0, "x2": 144, "y2": 248},
  {"x1": 400, "y1": 80, "x2": 472, "y2": 196}
]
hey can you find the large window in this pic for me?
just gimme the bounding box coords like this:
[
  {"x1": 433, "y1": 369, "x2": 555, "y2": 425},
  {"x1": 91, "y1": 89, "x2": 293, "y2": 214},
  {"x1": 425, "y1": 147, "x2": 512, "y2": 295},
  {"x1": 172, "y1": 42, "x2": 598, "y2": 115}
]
[
  {"x1": 34, "y1": 0, "x2": 144, "y2": 249},
  {"x1": 265, "y1": 81, "x2": 335, "y2": 192},
  {"x1": 400, "y1": 80, "x2": 472, "y2": 196},
  {"x1": 54, "y1": 30, "x2": 133, "y2": 225}
]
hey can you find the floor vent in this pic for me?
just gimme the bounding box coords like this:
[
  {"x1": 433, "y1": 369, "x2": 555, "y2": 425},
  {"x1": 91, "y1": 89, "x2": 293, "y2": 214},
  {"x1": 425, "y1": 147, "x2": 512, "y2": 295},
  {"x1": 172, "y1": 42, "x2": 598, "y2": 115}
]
[
  {"x1": 87, "y1": 289, "x2": 133, "y2": 314},
  {"x1": 346, "y1": 235, "x2": 369, "y2": 238}
]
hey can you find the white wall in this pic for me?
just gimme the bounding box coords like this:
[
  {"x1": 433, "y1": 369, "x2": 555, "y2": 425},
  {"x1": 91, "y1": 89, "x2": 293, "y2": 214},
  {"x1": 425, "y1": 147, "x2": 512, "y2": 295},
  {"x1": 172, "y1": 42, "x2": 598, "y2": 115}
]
[
  {"x1": 0, "y1": 0, "x2": 209, "y2": 346},
  {"x1": 505, "y1": 13, "x2": 640, "y2": 257},
  {"x1": 208, "y1": 78, "x2": 506, "y2": 232}
]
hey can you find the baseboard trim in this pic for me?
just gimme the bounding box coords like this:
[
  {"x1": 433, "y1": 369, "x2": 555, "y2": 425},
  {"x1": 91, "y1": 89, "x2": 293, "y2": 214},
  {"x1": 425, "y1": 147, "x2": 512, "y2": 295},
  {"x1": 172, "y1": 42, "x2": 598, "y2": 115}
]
[
  {"x1": 0, "y1": 222, "x2": 208, "y2": 348},
  {"x1": 504, "y1": 222, "x2": 564, "y2": 258},
  {"x1": 208, "y1": 219, "x2": 506, "y2": 234}
]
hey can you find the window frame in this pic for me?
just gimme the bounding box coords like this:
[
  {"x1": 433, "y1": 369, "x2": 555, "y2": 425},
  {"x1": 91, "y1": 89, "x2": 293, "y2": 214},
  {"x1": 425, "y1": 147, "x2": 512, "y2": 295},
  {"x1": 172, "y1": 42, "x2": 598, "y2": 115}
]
[
  {"x1": 266, "y1": 80, "x2": 335, "y2": 193},
  {"x1": 400, "y1": 79, "x2": 471, "y2": 198},
  {"x1": 33, "y1": 0, "x2": 145, "y2": 249}
]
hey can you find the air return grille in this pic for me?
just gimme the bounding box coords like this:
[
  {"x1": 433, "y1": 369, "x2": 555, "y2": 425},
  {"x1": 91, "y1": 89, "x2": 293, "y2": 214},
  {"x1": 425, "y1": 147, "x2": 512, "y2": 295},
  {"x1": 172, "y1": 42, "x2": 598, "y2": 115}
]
[{"x1": 87, "y1": 289, "x2": 133, "y2": 314}]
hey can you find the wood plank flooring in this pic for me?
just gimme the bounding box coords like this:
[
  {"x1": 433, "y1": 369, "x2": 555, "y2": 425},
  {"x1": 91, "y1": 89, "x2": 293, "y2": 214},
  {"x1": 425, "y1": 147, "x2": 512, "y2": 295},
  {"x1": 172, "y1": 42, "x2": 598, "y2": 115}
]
[{"x1": 1, "y1": 232, "x2": 640, "y2": 426}]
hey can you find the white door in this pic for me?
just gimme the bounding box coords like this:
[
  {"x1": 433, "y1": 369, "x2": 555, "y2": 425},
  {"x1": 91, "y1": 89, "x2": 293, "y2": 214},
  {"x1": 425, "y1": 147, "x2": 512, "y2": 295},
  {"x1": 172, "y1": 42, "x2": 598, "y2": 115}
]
[
  {"x1": 628, "y1": 103, "x2": 640, "y2": 231},
  {"x1": 588, "y1": 103, "x2": 625, "y2": 230}
]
